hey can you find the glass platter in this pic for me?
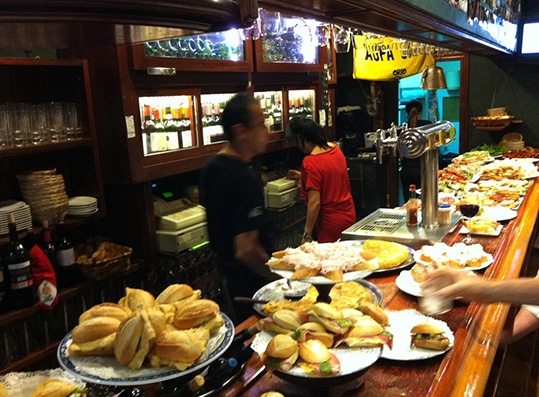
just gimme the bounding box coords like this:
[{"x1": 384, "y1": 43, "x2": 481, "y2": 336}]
[
  {"x1": 57, "y1": 313, "x2": 234, "y2": 386},
  {"x1": 251, "y1": 278, "x2": 383, "y2": 316},
  {"x1": 381, "y1": 309, "x2": 454, "y2": 361}
]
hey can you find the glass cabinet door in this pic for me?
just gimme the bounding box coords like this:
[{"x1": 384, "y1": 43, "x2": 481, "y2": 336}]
[
  {"x1": 200, "y1": 93, "x2": 235, "y2": 145},
  {"x1": 139, "y1": 95, "x2": 197, "y2": 156},
  {"x1": 288, "y1": 89, "x2": 316, "y2": 120},
  {"x1": 254, "y1": 90, "x2": 284, "y2": 133}
]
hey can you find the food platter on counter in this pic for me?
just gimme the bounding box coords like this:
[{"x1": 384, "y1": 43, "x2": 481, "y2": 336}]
[
  {"x1": 381, "y1": 310, "x2": 454, "y2": 361},
  {"x1": 251, "y1": 278, "x2": 383, "y2": 316},
  {"x1": 250, "y1": 330, "x2": 382, "y2": 385},
  {"x1": 395, "y1": 270, "x2": 423, "y2": 297},
  {"x1": 481, "y1": 206, "x2": 517, "y2": 222},
  {"x1": 57, "y1": 313, "x2": 234, "y2": 386},
  {"x1": 459, "y1": 224, "x2": 503, "y2": 237}
]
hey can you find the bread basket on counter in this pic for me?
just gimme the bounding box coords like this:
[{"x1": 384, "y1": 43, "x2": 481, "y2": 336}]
[
  {"x1": 472, "y1": 107, "x2": 514, "y2": 131},
  {"x1": 500, "y1": 132, "x2": 525, "y2": 151},
  {"x1": 75, "y1": 241, "x2": 133, "y2": 281}
]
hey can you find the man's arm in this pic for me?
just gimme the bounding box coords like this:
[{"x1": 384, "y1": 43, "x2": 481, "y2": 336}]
[{"x1": 233, "y1": 229, "x2": 275, "y2": 279}]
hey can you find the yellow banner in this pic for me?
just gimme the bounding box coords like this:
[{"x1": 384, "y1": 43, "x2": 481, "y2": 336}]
[{"x1": 353, "y1": 36, "x2": 435, "y2": 81}]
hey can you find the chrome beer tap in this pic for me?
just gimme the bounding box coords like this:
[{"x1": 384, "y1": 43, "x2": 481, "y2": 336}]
[{"x1": 368, "y1": 122, "x2": 404, "y2": 164}]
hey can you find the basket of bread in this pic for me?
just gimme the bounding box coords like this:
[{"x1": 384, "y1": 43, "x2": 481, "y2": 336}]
[
  {"x1": 472, "y1": 108, "x2": 514, "y2": 130},
  {"x1": 75, "y1": 239, "x2": 133, "y2": 281}
]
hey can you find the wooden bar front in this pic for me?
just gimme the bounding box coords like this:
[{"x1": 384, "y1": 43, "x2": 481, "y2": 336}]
[{"x1": 221, "y1": 178, "x2": 539, "y2": 397}]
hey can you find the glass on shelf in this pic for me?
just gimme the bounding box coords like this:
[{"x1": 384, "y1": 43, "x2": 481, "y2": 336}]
[
  {"x1": 288, "y1": 89, "x2": 316, "y2": 120},
  {"x1": 200, "y1": 93, "x2": 235, "y2": 145},
  {"x1": 254, "y1": 90, "x2": 283, "y2": 133},
  {"x1": 261, "y1": 12, "x2": 319, "y2": 64},
  {"x1": 139, "y1": 95, "x2": 197, "y2": 156},
  {"x1": 144, "y1": 30, "x2": 245, "y2": 61}
]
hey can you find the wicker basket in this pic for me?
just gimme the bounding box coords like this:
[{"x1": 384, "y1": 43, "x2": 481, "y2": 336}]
[{"x1": 77, "y1": 246, "x2": 133, "y2": 281}]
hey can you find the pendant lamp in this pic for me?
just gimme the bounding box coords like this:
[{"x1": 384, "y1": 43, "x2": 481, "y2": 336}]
[{"x1": 421, "y1": 65, "x2": 447, "y2": 90}]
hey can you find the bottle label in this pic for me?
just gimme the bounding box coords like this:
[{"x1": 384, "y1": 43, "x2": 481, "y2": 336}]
[
  {"x1": 37, "y1": 280, "x2": 58, "y2": 308},
  {"x1": 8, "y1": 260, "x2": 34, "y2": 289},
  {"x1": 57, "y1": 248, "x2": 75, "y2": 267}
]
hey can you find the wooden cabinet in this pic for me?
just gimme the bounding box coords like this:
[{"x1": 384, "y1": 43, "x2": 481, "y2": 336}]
[{"x1": 0, "y1": 58, "x2": 105, "y2": 232}]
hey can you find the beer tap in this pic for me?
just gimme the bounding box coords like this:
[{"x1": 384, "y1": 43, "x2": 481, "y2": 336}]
[{"x1": 370, "y1": 122, "x2": 405, "y2": 164}]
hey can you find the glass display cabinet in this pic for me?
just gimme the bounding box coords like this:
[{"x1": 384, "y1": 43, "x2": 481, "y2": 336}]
[
  {"x1": 254, "y1": 90, "x2": 284, "y2": 133},
  {"x1": 200, "y1": 92, "x2": 235, "y2": 145},
  {"x1": 138, "y1": 95, "x2": 198, "y2": 155},
  {"x1": 287, "y1": 89, "x2": 316, "y2": 120}
]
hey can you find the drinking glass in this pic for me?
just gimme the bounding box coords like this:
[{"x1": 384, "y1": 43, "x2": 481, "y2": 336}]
[
  {"x1": 29, "y1": 103, "x2": 48, "y2": 144},
  {"x1": 0, "y1": 103, "x2": 10, "y2": 147},
  {"x1": 8, "y1": 103, "x2": 30, "y2": 147},
  {"x1": 63, "y1": 102, "x2": 82, "y2": 140},
  {"x1": 419, "y1": 284, "x2": 453, "y2": 315},
  {"x1": 47, "y1": 101, "x2": 65, "y2": 142},
  {"x1": 459, "y1": 194, "x2": 481, "y2": 244}
]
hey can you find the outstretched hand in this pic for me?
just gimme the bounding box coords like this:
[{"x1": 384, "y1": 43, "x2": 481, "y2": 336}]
[{"x1": 287, "y1": 169, "x2": 301, "y2": 180}]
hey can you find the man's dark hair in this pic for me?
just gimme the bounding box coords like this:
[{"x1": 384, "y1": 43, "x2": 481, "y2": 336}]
[
  {"x1": 285, "y1": 116, "x2": 330, "y2": 149},
  {"x1": 405, "y1": 100, "x2": 423, "y2": 114},
  {"x1": 221, "y1": 92, "x2": 259, "y2": 140}
]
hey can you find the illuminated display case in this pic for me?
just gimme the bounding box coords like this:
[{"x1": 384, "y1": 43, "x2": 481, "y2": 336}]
[
  {"x1": 254, "y1": 90, "x2": 284, "y2": 133},
  {"x1": 138, "y1": 95, "x2": 198, "y2": 156},
  {"x1": 200, "y1": 93, "x2": 235, "y2": 144},
  {"x1": 287, "y1": 89, "x2": 316, "y2": 120}
]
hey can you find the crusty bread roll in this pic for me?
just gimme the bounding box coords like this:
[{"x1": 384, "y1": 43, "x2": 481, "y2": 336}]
[
  {"x1": 410, "y1": 323, "x2": 450, "y2": 351},
  {"x1": 346, "y1": 316, "x2": 384, "y2": 338},
  {"x1": 272, "y1": 309, "x2": 303, "y2": 331},
  {"x1": 79, "y1": 302, "x2": 132, "y2": 323},
  {"x1": 71, "y1": 316, "x2": 121, "y2": 343},
  {"x1": 410, "y1": 322, "x2": 444, "y2": 335},
  {"x1": 146, "y1": 306, "x2": 167, "y2": 336},
  {"x1": 298, "y1": 339, "x2": 330, "y2": 363},
  {"x1": 297, "y1": 321, "x2": 326, "y2": 333},
  {"x1": 261, "y1": 392, "x2": 285, "y2": 397},
  {"x1": 173, "y1": 299, "x2": 220, "y2": 330},
  {"x1": 0, "y1": 382, "x2": 7, "y2": 397},
  {"x1": 118, "y1": 287, "x2": 156, "y2": 311},
  {"x1": 265, "y1": 334, "x2": 298, "y2": 359},
  {"x1": 358, "y1": 302, "x2": 389, "y2": 326},
  {"x1": 150, "y1": 327, "x2": 210, "y2": 370},
  {"x1": 31, "y1": 379, "x2": 79, "y2": 397},
  {"x1": 309, "y1": 302, "x2": 342, "y2": 320},
  {"x1": 156, "y1": 284, "x2": 194, "y2": 304},
  {"x1": 114, "y1": 312, "x2": 144, "y2": 365},
  {"x1": 68, "y1": 332, "x2": 116, "y2": 356}
]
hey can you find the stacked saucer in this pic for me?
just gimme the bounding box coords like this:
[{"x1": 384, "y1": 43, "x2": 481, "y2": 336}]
[
  {"x1": 0, "y1": 200, "x2": 32, "y2": 235},
  {"x1": 68, "y1": 196, "x2": 99, "y2": 217}
]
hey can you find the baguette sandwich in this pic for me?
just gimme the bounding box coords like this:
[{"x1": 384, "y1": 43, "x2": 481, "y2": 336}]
[
  {"x1": 410, "y1": 323, "x2": 450, "y2": 351},
  {"x1": 342, "y1": 315, "x2": 393, "y2": 349},
  {"x1": 263, "y1": 334, "x2": 299, "y2": 372},
  {"x1": 307, "y1": 302, "x2": 352, "y2": 334},
  {"x1": 297, "y1": 339, "x2": 340, "y2": 376}
]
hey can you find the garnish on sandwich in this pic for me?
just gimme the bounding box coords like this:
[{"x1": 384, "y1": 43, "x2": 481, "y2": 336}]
[
  {"x1": 410, "y1": 323, "x2": 450, "y2": 351},
  {"x1": 297, "y1": 339, "x2": 341, "y2": 376}
]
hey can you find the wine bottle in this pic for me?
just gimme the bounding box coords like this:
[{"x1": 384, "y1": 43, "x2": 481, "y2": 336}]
[
  {"x1": 55, "y1": 218, "x2": 81, "y2": 288},
  {"x1": 5, "y1": 212, "x2": 35, "y2": 310},
  {"x1": 39, "y1": 219, "x2": 57, "y2": 265}
]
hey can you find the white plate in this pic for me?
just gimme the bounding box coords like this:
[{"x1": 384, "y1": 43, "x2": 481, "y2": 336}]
[
  {"x1": 271, "y1": 268, "x2": 374, "y2": 285},
  {"x1": 251, "y1": 330, "x2": 381, "y2": 379},
  {"x1": 526, "y1": 172, "x2": 539, "y2": 179},
  {"x1": 57, "y1": 313, "x2": 234, "y2": 386},
  {"x1": 395, "y1": 270, "x2": 423, "y2": 297},
  {"x1": 459, "y1": 224, "x2": 503, "y2": 237},
  {"x1": 381, "y1": 309, "x2": 454, "y2": 361},
  {"x1": 481, "y1": 206, "x2": 517, "y2": 222},
  {"x1": 68, "y1": 196, "x2": 98, "y2": 207}
]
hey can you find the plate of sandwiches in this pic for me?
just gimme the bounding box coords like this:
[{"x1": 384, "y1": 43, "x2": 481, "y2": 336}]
[
  {"x1": 266, "y1": 240, "x2": 414, "y2": 284},
  {"x1": 251, "y1": 302, "x2": 393, "y2": 385},
  {"x1": 381, "y1": 309, "x2": 454, "y2": 361}
]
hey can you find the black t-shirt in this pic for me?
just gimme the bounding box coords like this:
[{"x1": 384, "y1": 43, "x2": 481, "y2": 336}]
[{"x1": 199, "y1": 154, "x2": 275, "y2": 264}]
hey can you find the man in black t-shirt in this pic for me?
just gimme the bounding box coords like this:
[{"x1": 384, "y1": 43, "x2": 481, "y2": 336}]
[{"x1": 199, "y1": 93, "x2": 278, "y2": 322}]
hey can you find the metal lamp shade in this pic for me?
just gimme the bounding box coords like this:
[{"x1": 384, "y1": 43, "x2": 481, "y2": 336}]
[{"x1": 421, "y1": 66, "x2": 447, "y2": 90}]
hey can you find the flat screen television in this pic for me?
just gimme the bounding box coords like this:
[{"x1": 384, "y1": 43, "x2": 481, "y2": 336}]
[{"x1": 520, "y1": 21, "x2": 539, "y2": 54}]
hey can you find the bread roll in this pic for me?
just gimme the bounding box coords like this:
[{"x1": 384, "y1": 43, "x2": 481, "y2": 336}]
[
  {"x1": 31, "y1": 379, "x2": 79, "y2": 397},
  {"x1": 0, "y1": 382, "x2": 7, "y2": 397},
  {"x1": 68, "y1": 333, "x2": 116, "y2": 355},
  {"x1": 119, "y1": 287, "x2": 155, "y2": 311},
  {"x1": 79, "y1": 302, "x2": 131, "y2": 323},
  {"x1": 156, "y1": 284, "x2": 194, "y2": 304},
  {"x1": 358, "y1": 302, "x2": 389, "y2": 326},
  {"x1": 309, "y1": 302, "x2": 342, "y2": 320},
  {"x1": 114, "y1": 313, "x2": 144, "y2": 365},
  {"x1": 71, "y1": 316, "x2": 121, "y2": 343},
  {"x1": 298, "y1": 339, "x2": 330, "y2": 363},
  {"x1": 150, "y1": 327, "x2": 210, "y2": 370},
  {"x1": 173, "y1": 299, "x2": 219, "y2": 330},
  {"x1": 272, "y1": 309, "x2": 303, "y2": 331},
  {"x1": 265, "y1": 334, "x2": 298, "y2": 359},
  {"x1": 346, "y1": 316, "x2": 384, "y2": 337}
]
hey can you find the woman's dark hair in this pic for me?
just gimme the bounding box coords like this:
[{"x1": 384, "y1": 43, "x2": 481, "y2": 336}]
[
  {"x1": 221, "y1": 92, "x2": 259, "y2": 140},
  {"x1": 285, "y1": 116, "x2": 330, "y2": 149},
  {"x1": 405, "y1": 100, "x2": 423, "y2": 114}
]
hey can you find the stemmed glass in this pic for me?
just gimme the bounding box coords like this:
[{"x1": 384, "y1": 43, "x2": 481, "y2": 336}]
[{"x1": 459, "y1": 193, "x2": 481, "y2": 244}]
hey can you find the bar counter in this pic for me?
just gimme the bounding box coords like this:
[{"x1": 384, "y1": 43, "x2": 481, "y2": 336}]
[{"x1": 220, "y1": 178, "x2": 539, "y2": 397}]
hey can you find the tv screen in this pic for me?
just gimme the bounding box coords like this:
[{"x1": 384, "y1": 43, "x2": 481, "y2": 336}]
[{"x1": 521, "y1": 22, "x2": 539, "y2": 54}]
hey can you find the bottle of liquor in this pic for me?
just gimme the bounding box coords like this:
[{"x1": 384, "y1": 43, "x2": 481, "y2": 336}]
[
  {"x1": 55, "y1": 218, "x2": 81, "y2": 288},
  {"x1": 141, "y1": 104, "x2": 156, "y2": 132},
  {"x1": 406, "y1": 184, "x2": 418, "y2": 226},
  {"x1": 5, "y1": 213, "x2": 35, "y2": 310}
]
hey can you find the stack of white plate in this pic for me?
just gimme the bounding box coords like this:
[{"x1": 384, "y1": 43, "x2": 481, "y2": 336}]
[
  {"x1": 16, "y1": 169, "x2": 69, "y2": 225},
  {"x1": 0, "y1": 200, "x2": 33, "y2": 235},
  {"x1": 68, "y1": 196, "x2": 98, "y2": 217}
]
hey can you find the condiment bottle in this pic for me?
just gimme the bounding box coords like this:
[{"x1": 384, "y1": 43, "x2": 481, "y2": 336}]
[
  {"x1": 406, "y1": 184, "x2": 418, "y2": 226},
  {"x1": 437, "y1": 203, "x2": 452, "y2": 225}
]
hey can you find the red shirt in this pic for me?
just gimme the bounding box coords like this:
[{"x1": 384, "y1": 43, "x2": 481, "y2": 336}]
[{"x1": 301, "y1": 146, "x2": 356, "y2": 242}]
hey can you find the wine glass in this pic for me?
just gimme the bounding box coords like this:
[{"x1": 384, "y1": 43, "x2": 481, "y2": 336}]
[{"x1": 459, "y1": 194, "x2": 481, "y2": 244}]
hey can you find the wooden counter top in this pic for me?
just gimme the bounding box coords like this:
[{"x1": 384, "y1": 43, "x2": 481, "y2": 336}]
[{"x1": 222, "y1": 178, "x2": 539, "y2": 397}]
